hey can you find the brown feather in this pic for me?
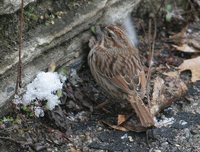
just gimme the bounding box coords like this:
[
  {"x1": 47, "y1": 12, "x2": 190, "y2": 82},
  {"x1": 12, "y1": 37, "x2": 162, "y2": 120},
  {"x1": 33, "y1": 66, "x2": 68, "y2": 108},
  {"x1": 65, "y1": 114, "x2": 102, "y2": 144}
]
[{"x1": 88, "y1": 25, "x2": 154, "y2": 127}]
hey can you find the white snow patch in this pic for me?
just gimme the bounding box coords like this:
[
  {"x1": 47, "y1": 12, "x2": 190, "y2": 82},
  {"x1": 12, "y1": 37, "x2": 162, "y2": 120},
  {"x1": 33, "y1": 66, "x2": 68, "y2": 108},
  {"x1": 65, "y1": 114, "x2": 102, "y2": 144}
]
[
  {"x1": 121, "y1": 133, "x2": 128, "y2": 139},
  {"x1": 179, "y1": 120, "x2": 188, "y2": 125},
  {"x1": 34, "y1": 106, "x2": 44, "y2": 117},
  {"x1": 155, "y1": 116, "x2": 175, "y2": 128},
  {"x1": 23, "y1": 72, "x2": 64, "y2": 111},
  {"x1": 13, "y1": 94, "x2": 23, "y2": 105}
]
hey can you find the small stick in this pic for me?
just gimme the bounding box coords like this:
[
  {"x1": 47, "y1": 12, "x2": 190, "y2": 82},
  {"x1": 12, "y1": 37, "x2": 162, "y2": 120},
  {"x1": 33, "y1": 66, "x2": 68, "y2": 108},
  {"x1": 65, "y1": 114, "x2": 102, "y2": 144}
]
[
  {"x1": 94, "y1": 100, "x2": 110, "y2": 109},
  {"x1": 15, "y1": 0, "x2": 24, "y2": 94},
  {"x1": 0, "y1": 136, "x2": 30, "y2": 146},
  {"x1": 146, "y1": 0, "x2": 165, "y2": 108},
  {"x1": 146, "y1": 15, "x2": 157, "y2": 107},
  {"x1": 155, "y1": 0, "x2": 166, "y2": 18}
]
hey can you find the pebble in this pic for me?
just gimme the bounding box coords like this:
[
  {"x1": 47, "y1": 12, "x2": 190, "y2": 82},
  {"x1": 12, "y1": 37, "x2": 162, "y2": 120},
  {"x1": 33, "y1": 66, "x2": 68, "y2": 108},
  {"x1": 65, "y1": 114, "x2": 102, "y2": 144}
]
[
  {"x1": 121, "y1": 133, "x2": 128, "y2": 139},
  {"x1": 161, "y1": 141, "x2": 168, "y2": 147},
  {"x1": 128, "y1": 136, "x2": 133, "y2": 142},
  {"x1": 184, "y1": 128, "x2": 191, "y2": 139},
  {"x1": 179, "y1": 120, "x2": 188, "y2": 125},
  {"x1": 154, "y1": 150, "x2": 161, "y2": 152}
]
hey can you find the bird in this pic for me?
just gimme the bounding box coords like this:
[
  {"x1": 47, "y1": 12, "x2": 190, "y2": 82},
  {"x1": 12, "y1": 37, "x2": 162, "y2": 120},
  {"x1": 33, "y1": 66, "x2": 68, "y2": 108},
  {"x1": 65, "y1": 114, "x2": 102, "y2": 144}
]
[{"x1": 88, "y1": 25, "x2": 154, "y2": 127}]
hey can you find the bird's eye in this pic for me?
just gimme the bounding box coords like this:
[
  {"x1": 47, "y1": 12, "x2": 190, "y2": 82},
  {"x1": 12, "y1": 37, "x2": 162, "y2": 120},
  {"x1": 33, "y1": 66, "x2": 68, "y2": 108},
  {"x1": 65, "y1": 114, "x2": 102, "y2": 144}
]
[
  {"x1": 107, "y1": 32, "x2": 112, "y2": 37},
  {"x1": 106, "y1": 29, "x2": 116, "y2": 38}
]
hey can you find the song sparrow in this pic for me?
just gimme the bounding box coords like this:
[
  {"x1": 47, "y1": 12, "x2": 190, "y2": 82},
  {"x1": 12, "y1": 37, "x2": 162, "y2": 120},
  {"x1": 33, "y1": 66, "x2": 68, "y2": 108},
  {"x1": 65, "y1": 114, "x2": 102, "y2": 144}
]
[{"x1": 88, "y1": 25, "x2": 154, "y2": 127}]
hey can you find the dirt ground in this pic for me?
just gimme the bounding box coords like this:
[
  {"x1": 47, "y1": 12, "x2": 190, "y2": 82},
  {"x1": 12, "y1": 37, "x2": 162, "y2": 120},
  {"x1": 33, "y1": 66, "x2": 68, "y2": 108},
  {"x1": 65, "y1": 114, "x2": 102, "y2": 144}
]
[
  {"x1": 0, "y1": 1, "x2": 200, "y2": 152},
  {"x1": 1, "y1": 63, "x2": 200, "y2": 152}
]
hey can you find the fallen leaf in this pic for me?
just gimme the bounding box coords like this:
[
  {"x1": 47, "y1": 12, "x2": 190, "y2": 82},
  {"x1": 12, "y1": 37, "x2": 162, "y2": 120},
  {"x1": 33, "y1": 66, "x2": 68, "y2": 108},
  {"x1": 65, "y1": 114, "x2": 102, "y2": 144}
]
[
  {"x1": 151, "y1": 77, "x2": 164, "y2": 102},
  {"x1": 101, "y1": 121, "x2": 147, "y2": 132},
  {"x1": 178, "y1": 56, "x2": 200, "y2": 82},
  {"x1": 70, "y1": 147, "x2": 81, "y2": 152},
  {"x1": 169, "y1": 26, "x2": 187, "y2": 45},
  {"x1": 117, "y1": 114, "x2": 126, "y2": 125},
  {"x1": 150, "y1": 77, "x2": 165, "y2": 115},
  {"x1": 164, "y1": 56, "x2": 200, "y2": 82},
  {"x1": 102, "y1": 121, "x2": 128, "y2": 131},
  {"x1": 150, "y1": 76, "x2": 187, "y2": 115},
  {"x1": 163, "y1": 71, "x2": 179, "y2": 77},
  {"x1": 170, "y1": 26, "x2": 200, "y2": 53},
  {"x1": 172, "y1": 44, "x2": 199, "y2": 53}
]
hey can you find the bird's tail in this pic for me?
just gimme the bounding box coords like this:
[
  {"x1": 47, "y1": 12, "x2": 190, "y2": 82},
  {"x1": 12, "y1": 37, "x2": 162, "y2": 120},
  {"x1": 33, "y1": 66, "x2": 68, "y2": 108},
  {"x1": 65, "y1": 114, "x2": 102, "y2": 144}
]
[{"x1": 128, "y1": 95, "x2": 155, "y2": 127}]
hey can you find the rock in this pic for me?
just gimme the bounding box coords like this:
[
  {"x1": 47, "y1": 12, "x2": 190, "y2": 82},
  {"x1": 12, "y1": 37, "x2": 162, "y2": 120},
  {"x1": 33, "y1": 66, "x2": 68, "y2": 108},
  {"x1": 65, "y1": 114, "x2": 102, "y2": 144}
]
[
  {"x1": 154, "y1": 150, "x2": 161, "y2": 152},
  {"x1": 0, "y1": 0, "x2": 35, "y2": 15},
  {"x1": 0, "y1": 0, "x2": 141, "y2": 114}
]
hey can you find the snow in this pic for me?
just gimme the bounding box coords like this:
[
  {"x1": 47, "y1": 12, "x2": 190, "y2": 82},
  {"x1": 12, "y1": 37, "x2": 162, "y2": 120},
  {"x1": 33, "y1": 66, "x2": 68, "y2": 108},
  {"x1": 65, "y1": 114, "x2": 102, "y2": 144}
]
[
  {"x1": 34, "y1": 106, "x2": 45, "y2": 117},
  {"x1": 13, "y1": 94, "x2": 23, "y2": 105},
  {"x1": 179, "y1": 120, "x2": 188, "y2": 125},
  {"x1": 155, "y1": 116, "x2": 175, "y2": 128},
  {"x1": 23, "y1": 72, "x2": 65, "y2": 112},
  {"x1": 121, "y1": 133, "x2": 128, "y2": 140}
]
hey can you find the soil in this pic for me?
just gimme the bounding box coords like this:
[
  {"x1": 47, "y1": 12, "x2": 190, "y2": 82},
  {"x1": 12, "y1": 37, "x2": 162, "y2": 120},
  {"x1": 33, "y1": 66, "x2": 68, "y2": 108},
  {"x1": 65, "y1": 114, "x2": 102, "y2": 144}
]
[{"x1": 0, "y1": 1, "x2": 200, "y2": 152}]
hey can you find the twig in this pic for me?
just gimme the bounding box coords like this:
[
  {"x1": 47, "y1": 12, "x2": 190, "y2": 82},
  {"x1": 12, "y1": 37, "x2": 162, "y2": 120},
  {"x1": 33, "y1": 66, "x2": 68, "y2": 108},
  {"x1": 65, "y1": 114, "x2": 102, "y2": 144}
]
[
  {"x1": 94, "y1": 100, "x2": 110, "y2": 109},
  {"x1": 139, "y1": 21, "x2": 148, "y2": 46},
  {"x1": 155, "y1": 0, "x2": 166, "y2": 18},
  {"x1": 0, "y1": 136, "x2": 29, "y2": 146},
  {"x1": 187, "y1": 0, "x2": 198, "y2": 22},
  {"x1": 146, "y1": 17, "x2": 152, "y2": 106},
  {"x1": 147, "y1": 17, "x2": 152, "y2": 55},
  {"x1": 146, "y1": 0, "x2": 165, "y2": 107},
  {"x1": 146, "y1": 15, "x2": 157, "y2": 107},
  {"x1": 15, "y1": 0, "x2": 24, "y2": 94}
]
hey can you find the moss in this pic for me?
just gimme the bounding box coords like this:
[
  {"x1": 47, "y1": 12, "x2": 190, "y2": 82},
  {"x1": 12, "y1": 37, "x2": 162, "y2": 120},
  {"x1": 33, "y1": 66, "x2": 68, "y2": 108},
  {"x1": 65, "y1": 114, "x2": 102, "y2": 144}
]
[
  {"x1": 24, "y1": 10, "x2": 39, "y2": 22},
  {"x1": 23, "y1": 4, "x2": 40, "y2": 30}
]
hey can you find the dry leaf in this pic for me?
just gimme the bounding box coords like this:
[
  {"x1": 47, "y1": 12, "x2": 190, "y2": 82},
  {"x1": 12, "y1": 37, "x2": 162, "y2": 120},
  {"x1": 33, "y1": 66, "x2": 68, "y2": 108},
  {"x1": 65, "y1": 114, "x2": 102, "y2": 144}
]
[
  {"x1": 172, "y1": 44, "x2": 199, "y2": 53},
  {"x1": 178, "y1": 56, "x2": 200, "y2": 82},
  {"x1": 101, "y1": 121, "x2": 147, "y2": 132},
  {"x1": 101, "y1": 121, "x2": 128, "y2": 131},
  {"x1": 150, "y1": 76, "x2": 187, "y2": 115},
  {"x1": 164, "y1": 56, "x2": 200, "y2": 82},
  {"x1": 152, "y1": 77, "x2": 164, "y2": 101},
  {"x1": 70, "y1": 147, "x2": 81, "y2": 152},
  {"x1": 170, "y1": 26, "x2": 200, "y2": 53},
  {"x1": 117, "y1": 114, "x2": 126, "y2": 125},
  {"x1": 163, "y1": 71, "x2": 179, "y2": 78},
  {"x1": 150, "y1": 77, "x2": 165, "y2": 115},
  {"x1": 169, "y1": 27, "x2": 186, "y2": 44}
]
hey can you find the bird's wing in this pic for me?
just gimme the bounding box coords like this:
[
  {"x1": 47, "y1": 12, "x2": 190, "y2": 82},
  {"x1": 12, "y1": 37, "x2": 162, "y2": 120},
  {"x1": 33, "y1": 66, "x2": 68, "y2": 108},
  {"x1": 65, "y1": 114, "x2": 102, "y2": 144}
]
[{"x1": 92, "y1": 47, "x2": 145, "y2": 95}]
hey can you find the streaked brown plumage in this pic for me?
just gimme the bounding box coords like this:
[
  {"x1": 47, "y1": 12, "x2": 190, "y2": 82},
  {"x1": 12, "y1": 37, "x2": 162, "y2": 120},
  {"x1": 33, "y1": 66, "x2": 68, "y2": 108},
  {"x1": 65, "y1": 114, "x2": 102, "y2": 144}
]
[{"x1": 88, "y1": 25, "x2": 154, "y2": 127}]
